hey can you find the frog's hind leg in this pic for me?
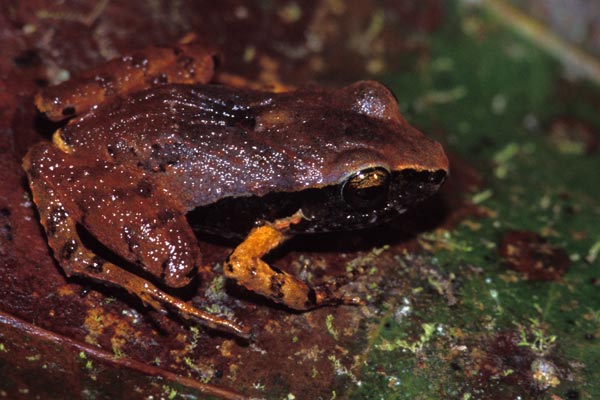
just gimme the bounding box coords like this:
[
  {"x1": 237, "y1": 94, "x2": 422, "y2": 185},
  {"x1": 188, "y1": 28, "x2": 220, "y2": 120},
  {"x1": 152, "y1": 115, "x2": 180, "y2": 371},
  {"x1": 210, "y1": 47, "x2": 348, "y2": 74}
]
[
  {"x1": 23, "y1": 144, "x2": 249, "y2": 338},
  {"x1": 224, "y1": 212, "x2": 362, "y2": 310}
]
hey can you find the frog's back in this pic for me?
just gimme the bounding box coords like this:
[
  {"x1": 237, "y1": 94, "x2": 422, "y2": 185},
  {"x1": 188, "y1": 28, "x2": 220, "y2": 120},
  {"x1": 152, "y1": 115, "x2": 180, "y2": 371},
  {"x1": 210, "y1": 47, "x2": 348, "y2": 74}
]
[{"x1": 57, "y1": 83, "x2": 446, "y2": 209}]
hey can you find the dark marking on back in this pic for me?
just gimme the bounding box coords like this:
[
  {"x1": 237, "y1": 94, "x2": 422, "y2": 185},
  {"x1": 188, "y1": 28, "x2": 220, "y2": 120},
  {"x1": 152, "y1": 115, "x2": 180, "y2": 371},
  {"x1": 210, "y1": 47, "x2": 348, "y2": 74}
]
[
  {"x1": 62, "y1": 106, "x2": 75, "y2": 117},
  {"x1": 61, "y1": 239, "x2": 78, "y2": 260},
  {"x1": 269, "y1": 274, "x2": 285, "y2": 299},
  {"x1": 136, "y1": 178, "x2": 153, "y2": 198},
  {"x1": 106, "y1": 145, "x2": 115, "y2": 158},
  {"x1": 157, "y1": 209, "x2": 176, "y2": 225},
  {"x1": 88, "y1": 256, "x2": 105, "y2": 272},
  {"x1": 59, "y1": 131, "x2": 72, "y2": 146},
  {"x1": 305, "y1": 287, "x2": 317, "y2": 308},
  {"x1": 27, "y1": 167, "x2": 39, "y2": 180},
  {"x1": 13, "y1": 49, "x2": 41, "y2": 68},
  {"x1": 225, "y1": 258, "x2": 234, "y2": 273},
  {"x1": 177, "y1": 55, "x2": 194, "y2": 69},
  {"x1": 122, "y1": 226, "x2": 140, "y2": 253},
  {"x1": 1, "y1": 224, "x2": 13, "y2": 242},
  {"x1": 112, "y1": 188, "x2": 127, "y2": 199}
]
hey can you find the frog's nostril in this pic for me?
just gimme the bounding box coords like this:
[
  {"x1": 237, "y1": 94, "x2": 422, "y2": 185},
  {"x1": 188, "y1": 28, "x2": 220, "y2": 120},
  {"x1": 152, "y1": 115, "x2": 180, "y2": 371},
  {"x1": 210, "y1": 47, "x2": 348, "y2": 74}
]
[{"x1": 429, "y1": 169, "x2": 447, "y2": 185}]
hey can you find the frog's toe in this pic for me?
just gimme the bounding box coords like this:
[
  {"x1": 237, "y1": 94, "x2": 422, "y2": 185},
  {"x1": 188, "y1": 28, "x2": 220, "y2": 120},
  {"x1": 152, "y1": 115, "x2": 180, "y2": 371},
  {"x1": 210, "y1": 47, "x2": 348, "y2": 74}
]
[{"x1": 313, "y1": 284, "x2": 363, "y2": 307}]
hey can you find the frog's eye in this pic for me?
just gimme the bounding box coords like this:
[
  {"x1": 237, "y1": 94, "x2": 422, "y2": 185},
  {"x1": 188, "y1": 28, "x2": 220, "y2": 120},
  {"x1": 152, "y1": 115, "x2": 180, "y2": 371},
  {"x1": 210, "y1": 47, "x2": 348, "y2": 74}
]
[{"x1": 342, "y1": 167, "x2": 390, "y2": 210}]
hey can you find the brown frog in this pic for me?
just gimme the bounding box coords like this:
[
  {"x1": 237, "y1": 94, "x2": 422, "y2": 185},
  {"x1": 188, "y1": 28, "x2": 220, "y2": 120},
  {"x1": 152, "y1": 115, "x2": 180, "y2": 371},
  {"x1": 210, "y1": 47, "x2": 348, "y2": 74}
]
[{"x1": 24, "y1": 42, "x2": 449, "y2": 338}]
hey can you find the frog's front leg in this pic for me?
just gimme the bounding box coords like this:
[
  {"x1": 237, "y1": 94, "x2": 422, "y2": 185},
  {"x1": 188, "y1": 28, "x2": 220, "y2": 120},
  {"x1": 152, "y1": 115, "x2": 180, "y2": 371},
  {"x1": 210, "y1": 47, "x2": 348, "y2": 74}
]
[
  {"x1": 23, "y1": 144, "x2": 249, "y2": 338},
  {"x1": 225, "y1": 212, "x2": 362, "y2": 310}
]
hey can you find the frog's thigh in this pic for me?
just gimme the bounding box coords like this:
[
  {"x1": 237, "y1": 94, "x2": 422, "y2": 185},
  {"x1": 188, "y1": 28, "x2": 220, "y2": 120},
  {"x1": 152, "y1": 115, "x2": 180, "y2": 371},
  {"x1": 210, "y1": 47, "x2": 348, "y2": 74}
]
[
  {"x1": 75, "y1": 168, "x2": 200, "y2": 288},
  {"x1": 225, "y1": 216, "x2": 357, "y2": 310},
  {"x1": 23, "y1": 145, "x2": 248, "y2": 337}
]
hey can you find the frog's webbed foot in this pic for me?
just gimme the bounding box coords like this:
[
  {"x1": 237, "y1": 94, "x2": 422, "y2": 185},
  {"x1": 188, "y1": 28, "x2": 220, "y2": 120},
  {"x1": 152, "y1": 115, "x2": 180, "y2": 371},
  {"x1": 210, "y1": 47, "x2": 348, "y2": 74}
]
[
  {"x1": 224, "y1": 211, "x2": 362, "y2": 310},
  {"x1": 23, "y1": 144, "x2": 250, "y2": 338}
]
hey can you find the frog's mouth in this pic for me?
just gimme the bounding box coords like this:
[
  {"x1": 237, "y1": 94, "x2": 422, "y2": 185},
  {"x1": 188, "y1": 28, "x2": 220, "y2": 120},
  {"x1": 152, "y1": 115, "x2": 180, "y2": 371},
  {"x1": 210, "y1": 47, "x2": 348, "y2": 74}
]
[{"x1": 187, "y1": 168, "x2": 447, "y2": 238}]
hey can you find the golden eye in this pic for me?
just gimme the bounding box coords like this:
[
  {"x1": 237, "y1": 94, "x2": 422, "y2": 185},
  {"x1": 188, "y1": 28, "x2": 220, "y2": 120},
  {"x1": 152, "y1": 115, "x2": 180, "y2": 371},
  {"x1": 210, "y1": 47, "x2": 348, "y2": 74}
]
[{"x1": 341, "y1": 167, "x2": 390, "y2": 210}]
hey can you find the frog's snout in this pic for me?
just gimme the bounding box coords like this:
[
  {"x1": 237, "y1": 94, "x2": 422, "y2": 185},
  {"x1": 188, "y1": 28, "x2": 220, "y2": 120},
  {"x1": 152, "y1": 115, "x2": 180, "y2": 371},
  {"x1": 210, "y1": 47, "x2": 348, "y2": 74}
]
[
  {"x1": 428, "y1": 168, "x2": 448, "y2": 186},
  {"x1": 398, "y1": 167, "x2": 447, "y2": 188},
  {"x1": 390, "y1": 167, "x2": 448, "y2": 208}
]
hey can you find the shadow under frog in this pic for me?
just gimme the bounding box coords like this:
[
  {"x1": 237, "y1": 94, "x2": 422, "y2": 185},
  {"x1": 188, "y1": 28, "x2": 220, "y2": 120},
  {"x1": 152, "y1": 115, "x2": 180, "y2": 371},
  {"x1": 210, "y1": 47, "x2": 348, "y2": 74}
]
[{"x1": 23, "y1": 43, "x2": 448, "y2": 338}]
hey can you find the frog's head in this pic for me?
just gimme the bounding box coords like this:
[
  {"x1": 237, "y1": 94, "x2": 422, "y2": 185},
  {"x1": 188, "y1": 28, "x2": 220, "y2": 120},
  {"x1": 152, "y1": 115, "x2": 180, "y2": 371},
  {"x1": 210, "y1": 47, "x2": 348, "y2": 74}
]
[{"x1": 284, "y1": 81, "x2": 449, "y2": 233}]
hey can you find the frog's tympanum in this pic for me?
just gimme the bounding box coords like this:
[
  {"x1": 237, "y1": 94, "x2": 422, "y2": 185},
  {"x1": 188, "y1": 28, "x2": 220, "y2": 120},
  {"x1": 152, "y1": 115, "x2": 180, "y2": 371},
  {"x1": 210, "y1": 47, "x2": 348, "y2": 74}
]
[{"x1": 24, "y1": 43, "x2": 449, "y2": 338}]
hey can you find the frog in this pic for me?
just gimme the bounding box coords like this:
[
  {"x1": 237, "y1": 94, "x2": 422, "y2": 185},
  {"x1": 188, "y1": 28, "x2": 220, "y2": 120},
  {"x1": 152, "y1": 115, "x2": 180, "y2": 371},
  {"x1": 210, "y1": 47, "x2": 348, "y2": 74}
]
[{"x1": 24, "y1": 41, "x2": 449, "y2": 338}]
